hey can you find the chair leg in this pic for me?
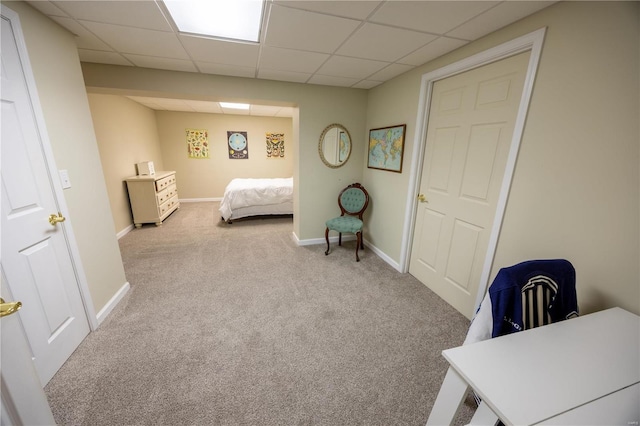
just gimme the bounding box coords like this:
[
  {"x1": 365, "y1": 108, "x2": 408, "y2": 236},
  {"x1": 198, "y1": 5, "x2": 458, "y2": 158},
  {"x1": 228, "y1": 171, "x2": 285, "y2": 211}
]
[
  {"x1": 324, "y1": 228, "x2": 330, "y2": 255},
  {"x1": 338, "y1": 232, "x2": 342, "y2": 246},
  {"x1": 355, "y1": 232, "x2": 361, "y2": 262}
]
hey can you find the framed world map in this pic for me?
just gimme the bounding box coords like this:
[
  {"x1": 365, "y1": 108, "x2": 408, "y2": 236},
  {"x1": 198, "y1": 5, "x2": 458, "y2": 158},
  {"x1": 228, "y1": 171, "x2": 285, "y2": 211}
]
[{"x1": 367, "y1": 124, "x2": 406, "y2": 173}]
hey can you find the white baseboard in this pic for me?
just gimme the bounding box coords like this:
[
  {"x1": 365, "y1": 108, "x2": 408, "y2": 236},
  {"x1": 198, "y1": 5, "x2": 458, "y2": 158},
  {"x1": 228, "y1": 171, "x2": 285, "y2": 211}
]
[
  {"x1": 292, "y1": 232, "x2": 356, "y2": 246},
  {"x1": 365, "y1": 241, "x2": 402, "y2": 272},
  {"x1": 292, "y1": 233, "x2": 401, "y2": 271},
  {"x1": 117, "y1": 224, "x2": 134, "y2": 239},
  {"x1": 96, "y1": 281, "x2": 130, "y2": 326}
]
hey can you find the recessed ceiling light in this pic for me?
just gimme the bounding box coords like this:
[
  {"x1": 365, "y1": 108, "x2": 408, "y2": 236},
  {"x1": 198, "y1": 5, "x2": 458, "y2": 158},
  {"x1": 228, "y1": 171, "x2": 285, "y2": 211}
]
[
  {"x1": 163, "y1": 0, "x2": 265, "y2": 43},
  {"x1": 220, "y1": 102, "x2": 250, "y2": 110}
]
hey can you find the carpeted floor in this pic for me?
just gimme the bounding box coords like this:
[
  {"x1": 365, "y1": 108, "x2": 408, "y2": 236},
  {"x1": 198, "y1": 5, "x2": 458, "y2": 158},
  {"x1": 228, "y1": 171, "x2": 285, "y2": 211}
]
[{"x1": 45, "y1": 202, "x2": 476, "y2": 425}]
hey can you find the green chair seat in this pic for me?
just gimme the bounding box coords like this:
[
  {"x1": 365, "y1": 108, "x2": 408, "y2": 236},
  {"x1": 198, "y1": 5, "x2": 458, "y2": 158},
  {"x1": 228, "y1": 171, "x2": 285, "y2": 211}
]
[{"x1": 325, "y1": 216, "x2": 363, "y2": 234}]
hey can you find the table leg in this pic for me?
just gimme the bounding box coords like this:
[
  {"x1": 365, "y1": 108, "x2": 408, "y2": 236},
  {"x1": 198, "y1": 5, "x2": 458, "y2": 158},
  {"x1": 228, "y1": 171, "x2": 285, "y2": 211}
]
[
  {"x1": 468, "y1": 401, "x2": 500, "y2": 426},
  {"x1": 426, "y1": 367, "x2": 470, "y2": 426}
]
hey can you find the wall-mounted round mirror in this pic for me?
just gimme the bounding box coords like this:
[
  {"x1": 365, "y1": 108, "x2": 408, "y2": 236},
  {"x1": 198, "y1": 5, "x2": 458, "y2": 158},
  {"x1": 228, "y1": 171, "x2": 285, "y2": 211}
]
[{"x1": 319, "y1": 123, "x2": 351, "y2": 168}]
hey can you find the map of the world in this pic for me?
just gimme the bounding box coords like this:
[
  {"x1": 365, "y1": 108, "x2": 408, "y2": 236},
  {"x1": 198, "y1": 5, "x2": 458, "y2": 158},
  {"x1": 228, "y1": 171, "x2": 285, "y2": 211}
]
[{"x1": 368, "y1": 125, "x2": 406, "y2": 172}]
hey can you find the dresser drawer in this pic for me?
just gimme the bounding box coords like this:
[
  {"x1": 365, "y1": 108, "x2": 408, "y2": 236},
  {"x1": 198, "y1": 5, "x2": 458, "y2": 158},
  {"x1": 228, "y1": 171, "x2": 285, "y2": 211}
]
[
  {"x1": 158, "y1": 194, "x2": 179, "y2": 218},
  {"x1": 155, "y1": 174, "x2": 176, "y2": 191},
  {"x1": 156, "y1": 183, "x2": 177, "y2": 205}
]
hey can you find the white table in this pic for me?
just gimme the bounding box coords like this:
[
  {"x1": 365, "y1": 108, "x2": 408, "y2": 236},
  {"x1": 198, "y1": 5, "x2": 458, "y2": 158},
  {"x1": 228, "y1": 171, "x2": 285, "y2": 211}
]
[{"x1": 427, "y1": 307, "x2": 640, "y2": 425}]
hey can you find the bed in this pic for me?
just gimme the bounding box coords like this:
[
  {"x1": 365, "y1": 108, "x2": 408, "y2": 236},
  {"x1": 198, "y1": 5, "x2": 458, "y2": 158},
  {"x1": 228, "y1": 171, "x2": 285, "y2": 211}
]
[{"x1": 219, "y1": 177, "x2": 293, "y2": 223}]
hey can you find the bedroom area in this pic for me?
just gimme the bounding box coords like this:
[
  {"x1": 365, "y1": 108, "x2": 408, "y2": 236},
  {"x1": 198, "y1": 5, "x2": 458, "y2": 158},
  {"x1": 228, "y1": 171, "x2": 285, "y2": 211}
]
[{"x1": 88, "y1": 93, "x2": 295, "y2": 236}]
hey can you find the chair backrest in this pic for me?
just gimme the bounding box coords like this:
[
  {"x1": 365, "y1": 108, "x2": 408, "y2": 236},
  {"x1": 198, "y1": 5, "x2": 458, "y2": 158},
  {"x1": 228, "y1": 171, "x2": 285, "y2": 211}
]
[
  {"x1": 491, "y1": 259, "x2": 578, "y2": 337},
  {"x1": 338, "y1": 183, "x2": 369, "y2": 219},
  {"x1": 464, "y1": 259, "x2": 579, "y2": 346}
]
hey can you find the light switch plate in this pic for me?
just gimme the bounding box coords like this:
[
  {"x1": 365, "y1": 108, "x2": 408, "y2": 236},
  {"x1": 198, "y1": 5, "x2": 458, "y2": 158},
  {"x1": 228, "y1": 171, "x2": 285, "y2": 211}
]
[{"x1": 59, "y1": 170, "x2": 71, "y2": 189}]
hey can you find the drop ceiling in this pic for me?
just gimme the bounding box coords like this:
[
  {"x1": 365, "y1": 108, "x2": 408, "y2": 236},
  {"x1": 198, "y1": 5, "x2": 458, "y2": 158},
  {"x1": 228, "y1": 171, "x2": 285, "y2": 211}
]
[{"x1": 26, "y1": 0, "x2": 555, "y2": 115}]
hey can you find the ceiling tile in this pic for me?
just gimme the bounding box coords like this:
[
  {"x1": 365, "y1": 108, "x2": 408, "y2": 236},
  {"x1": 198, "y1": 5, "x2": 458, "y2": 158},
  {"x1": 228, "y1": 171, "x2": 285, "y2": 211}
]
[
  {"x1": 146, "y1": 98, "x2": 195, "y2": 112},
  {"x1": 51, "y1": 0, "x2": 173, "y2": 31},
  {"x1": 352, "y1": 80, "x2": 383, "y2": 89},
  {"x1": 220, "y1": 107, "x2": 250, "y2": 116},
  {"x1": 78, "y1": 49, "x2": 133, "y2": 66},
  {"x1": 81, "y1": 21, "x2": 189, "y2": 59},
  {"x1": 259, "y1": 46, "x2": 329, "y2": 74},
  {"x1": 447, "y1": 1, "x2": 556, "y2": 40},
  {"x1": 368, "y1": 63, "x2": 414, "y2": 82},
  {"x1": 265, "y1": 4, "x2": 360, "y2": 53},
  {"x1": 27, "y1": 0, "x2": 553, "y2": 99},
  {"x1": 122, "y1": 54, "x2": 198, "y2": 73},
  {"x1": 180, "y1": 35, "x2": 259, "y2": 67},
  {"x1": 257, "y1": 68, "x2": 312, "y2": 84},
  {"x1": 274, "y1": 1, "x2": 382, "y2": 20},
  {"x1": 50, "y1": 16, "x2": 113, "y2": 51},
  {"x1": 249, "y1": 104, "x2": 283, "y2": 116},
  {"x1": 126, "y1": 96, "x2": 160, "y2": 108},
  {"x1": 337, "y1": 22, "x2": 437, "y2": 62},
  {"x1": 184, "y1": 100, "x2": 223, "y2": 114},
  {"x1": 316, "y1": 55, "x2": 388, "y2": 79},
  {"x1": 370, "y1": 1, "x2": 499, "y2": 36},
  {"x1": 25, "y1": 1, "x2": 69, "y2": 17},
  {"x1": 398, "y1": 37, "x2": 468, "y2": 66}
]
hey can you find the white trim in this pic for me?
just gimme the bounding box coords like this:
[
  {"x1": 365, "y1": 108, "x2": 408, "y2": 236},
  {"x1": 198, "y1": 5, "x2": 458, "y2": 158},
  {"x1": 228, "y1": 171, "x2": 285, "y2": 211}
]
[
  {"x1": 293, "y1": 233, "x2": 357, "y2": 246},
  {"x1": 292, "y1": 233, "x2": 401, "y2": 271},
  {"x1": 117, "y1": 224, "x2": 134, "y2": 239},
  {"x1": 96, "y1": 282, "x2": 130, "y2": 325},
  {"x1": 401, "y1": 28, "x2": 547, "y2": 313},
  {"x1": 2, "y1": 4, "x2": 99, "y2": 330},
  {"x1": 366, "y1": 241, "x2": 402, "y2": 272}
]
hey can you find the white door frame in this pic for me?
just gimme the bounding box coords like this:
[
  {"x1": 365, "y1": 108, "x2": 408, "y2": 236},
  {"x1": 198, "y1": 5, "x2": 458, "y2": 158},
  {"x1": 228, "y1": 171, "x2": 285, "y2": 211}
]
[
  {"x1": 400, "y1": 28, "x2": 546, "y2": 312},
  {"x1": 1, "y1": 4, "x2": 98, "y2": 330}
]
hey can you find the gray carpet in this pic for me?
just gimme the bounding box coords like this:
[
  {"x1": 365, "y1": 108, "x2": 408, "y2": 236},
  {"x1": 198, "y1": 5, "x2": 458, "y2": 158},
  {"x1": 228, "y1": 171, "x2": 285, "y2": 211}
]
[{"x1": 45, "y1": 202, "x2": 475, "y2": 425}]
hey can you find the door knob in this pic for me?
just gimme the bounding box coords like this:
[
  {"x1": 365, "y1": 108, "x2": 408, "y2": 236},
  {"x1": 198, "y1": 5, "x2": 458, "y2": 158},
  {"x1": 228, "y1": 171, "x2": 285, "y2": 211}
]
[
  {"x1": 0, "y1": 297, "x2": 22, "y2": 318},
  {"x1": 48, "y1": 212, "x2": 66, "y2": 226},
  {"x1": 417, "y1": 194, "x2": 427, "y2": 203}
]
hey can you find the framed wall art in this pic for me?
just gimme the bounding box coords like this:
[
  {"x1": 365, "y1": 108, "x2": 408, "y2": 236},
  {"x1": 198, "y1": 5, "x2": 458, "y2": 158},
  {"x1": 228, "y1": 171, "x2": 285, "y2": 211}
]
[
  {"x1": 186, "y1": 128, "x2": 209, "y2": 159},
  {"x1": 228, "y1": 131, "x2": 249, "y2": 159},
  {"x1": 367, "y1": 124, "x2": 406, "y2": 173},
  {"x1": 266, "y1": 133, "x2": 285, "y2": 158}
]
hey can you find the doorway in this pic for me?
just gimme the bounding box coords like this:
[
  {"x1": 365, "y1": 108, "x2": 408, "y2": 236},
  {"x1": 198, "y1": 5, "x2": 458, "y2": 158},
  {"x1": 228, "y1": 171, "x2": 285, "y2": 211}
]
[
  {"x1": 1, "y1": 3, "x2": 91, "y2": 391},
  {"x1": 402, "y1": 29, "x2": 546, "y2": 319}
]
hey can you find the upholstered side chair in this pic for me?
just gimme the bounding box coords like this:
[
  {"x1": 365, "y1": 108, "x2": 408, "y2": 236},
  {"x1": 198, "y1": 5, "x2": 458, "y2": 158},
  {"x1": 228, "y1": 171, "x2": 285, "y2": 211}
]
[{"x1": 324, "y1": 183, "x2": 370, "y2": 262}]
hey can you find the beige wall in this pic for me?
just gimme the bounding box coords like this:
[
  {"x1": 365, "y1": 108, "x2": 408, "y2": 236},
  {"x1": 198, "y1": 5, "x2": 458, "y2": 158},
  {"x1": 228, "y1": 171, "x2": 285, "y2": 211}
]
[
  {"x1": 155, "y1": 111, "x2": 293, "y2": 199},
  {"x1": 12, "y1": 0, "x2": 637, "y2": 320},
  {"x1": 89, "y1": 94, "x2": 165, "y2": 233},
  {"x1": 6, "y1": 2, "x2": 128, "y2": 315},
  {"x1": 364, "y1": 1, "x2": 639, "y2": 315}
]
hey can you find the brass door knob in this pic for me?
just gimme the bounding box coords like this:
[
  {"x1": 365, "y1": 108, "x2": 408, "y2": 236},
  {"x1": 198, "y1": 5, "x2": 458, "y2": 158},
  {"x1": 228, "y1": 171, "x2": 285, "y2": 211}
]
[
  {"x1": 0, "y1": 297, "x2": 22, "y2": 318},
  {"x1": 48, "y1": 212, "x2": 66, "y2": 226},
  {"x1": 417, "y1": 194, "x2": 427, "y2": 203}
]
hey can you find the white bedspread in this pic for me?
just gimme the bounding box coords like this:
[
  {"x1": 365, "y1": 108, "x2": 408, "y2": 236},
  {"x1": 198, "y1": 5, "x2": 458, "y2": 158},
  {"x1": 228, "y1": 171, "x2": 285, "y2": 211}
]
[{"x1": 219, "y1": 177, "x2": 293, "y2": 221}]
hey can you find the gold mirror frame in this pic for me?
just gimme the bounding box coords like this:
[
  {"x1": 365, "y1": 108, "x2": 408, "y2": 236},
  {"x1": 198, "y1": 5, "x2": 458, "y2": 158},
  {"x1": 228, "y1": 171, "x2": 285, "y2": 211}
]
[{"x1": 318, "y1": 123, "x2": 351, "y2": 168}]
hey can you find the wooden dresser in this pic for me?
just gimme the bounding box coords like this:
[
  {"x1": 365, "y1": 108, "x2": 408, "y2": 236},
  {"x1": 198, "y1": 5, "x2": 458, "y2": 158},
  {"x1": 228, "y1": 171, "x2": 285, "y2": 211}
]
[{"x1": 125, "y1": 171, "x2": 179, "y2": 228}]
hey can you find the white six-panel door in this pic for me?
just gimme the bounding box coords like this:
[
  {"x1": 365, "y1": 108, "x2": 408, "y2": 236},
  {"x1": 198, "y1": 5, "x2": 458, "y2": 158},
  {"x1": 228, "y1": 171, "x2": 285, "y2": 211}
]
[
  {"x1": 409, "y1": 52, "x2": 530, "y2": 319},
  {"x1": 1, "y1": 8, "x2": 90, "y2": 388}
]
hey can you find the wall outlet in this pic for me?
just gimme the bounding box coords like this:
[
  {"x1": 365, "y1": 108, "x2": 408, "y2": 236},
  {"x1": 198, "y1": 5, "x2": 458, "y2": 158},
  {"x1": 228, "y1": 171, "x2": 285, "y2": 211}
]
[{"x1": 59, "y1": 170, "x2": 71, "y2": 189}]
